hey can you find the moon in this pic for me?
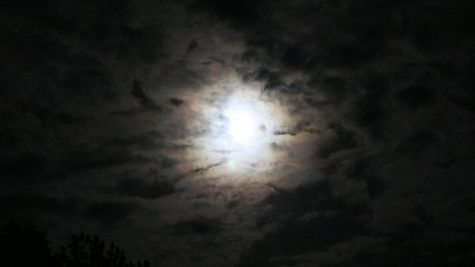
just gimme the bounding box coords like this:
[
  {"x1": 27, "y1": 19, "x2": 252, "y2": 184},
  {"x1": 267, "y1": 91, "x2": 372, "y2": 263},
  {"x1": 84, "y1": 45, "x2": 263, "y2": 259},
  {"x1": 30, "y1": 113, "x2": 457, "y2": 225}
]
[
  {"x1": 226, "y1": 105, "x2": 261, "y2": 144},
  {"x1": 188, "y1": 79, "x2": 292, "y2": 176}
]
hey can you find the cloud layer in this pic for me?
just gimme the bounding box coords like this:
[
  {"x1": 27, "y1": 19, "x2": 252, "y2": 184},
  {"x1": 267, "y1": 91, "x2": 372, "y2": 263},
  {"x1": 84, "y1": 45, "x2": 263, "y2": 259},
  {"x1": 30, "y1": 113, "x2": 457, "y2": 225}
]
[{"x1": 1, "y1": 0, "x2": 475, "y2": 266}]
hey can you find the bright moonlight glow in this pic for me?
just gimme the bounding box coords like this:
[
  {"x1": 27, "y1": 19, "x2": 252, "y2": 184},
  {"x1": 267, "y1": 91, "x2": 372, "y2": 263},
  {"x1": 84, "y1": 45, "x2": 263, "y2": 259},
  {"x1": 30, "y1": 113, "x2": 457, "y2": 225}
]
[
  {"x1": 193, "y1": 81, "x2": 290, "y2": 174},
  {"x1": 226, "y1": 107, "x2": 259, "y2": 144}
]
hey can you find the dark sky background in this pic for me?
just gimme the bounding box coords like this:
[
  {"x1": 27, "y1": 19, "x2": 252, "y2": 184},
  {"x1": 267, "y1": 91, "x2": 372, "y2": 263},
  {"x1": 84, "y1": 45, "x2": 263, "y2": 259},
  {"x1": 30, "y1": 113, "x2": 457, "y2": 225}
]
[{"x1": 1, "y1": 0, "x2": 475, "y2": 266}]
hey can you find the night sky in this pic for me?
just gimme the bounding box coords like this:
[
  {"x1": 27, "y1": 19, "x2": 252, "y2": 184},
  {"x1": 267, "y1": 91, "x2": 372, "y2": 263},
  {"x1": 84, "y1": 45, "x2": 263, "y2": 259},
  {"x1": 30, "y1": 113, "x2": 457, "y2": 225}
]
[{"x1": 1, "y1": 0, "x2": 475, "y2": 266}]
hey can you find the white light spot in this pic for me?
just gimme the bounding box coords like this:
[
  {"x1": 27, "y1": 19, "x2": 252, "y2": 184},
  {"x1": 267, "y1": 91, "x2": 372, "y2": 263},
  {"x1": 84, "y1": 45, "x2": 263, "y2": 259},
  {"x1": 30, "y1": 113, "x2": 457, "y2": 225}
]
[
  {"x1": 193, "y1": 82, "x2": 290, "y2": 175},
  {"x1": 227, "y1": 108, "x2": 258, "y2": 144}
]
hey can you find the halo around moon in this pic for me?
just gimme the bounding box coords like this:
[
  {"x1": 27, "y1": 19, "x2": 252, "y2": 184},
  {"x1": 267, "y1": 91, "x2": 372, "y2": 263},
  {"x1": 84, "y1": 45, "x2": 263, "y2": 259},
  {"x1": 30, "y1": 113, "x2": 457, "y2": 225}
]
[{"x1": 190, "y1": 79, "x2": 290, "y2": 175}]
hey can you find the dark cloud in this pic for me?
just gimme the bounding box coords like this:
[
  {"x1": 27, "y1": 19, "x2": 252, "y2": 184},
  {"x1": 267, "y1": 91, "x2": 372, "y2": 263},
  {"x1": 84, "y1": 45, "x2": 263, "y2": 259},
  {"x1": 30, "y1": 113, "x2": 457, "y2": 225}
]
[
  {"x1": 104, "y1": 132, "x2": 165, "y2": 151},
  {"x1": 85, "y1": 201, "x2": 140, "y2": 226},
  {"x1": 60, "y1": 67, "x2": 114, "y2": 101},
  {"x1": 447, "y1": 95, "x2": 475, "y2": 114},
  {"x1": 187, "y1": 0, "x2": 261, "y2": 28},
  {"x1": 306, "y1": 74, "x2": 350, "y2": 104},
  {"x1": 0, "y1": 153, "x2": 49, "y2": 182},
  {"x1": 263, "y1": 180, "x2": 369, "y2": 218},
  {"x1": 281, "y1": 46, "x2": 313, "y2": 71},
  {"x1": 169, "y1": 98, "x2": 185, "y2": 107},
  {"x1": 167, "y1": 218, "x2": 223, "y2": 237},
  {"x1": 62, "y1": 148, "x2": 153, "y2": 173},
  {"x1": 343, "y1": 158, "x2": 386, "y2": 199},
  {"x1": 131, "y1": 80, "x2": 162, "y2": 112},
  {"x1": 316, "y1": 123, "x2": 358, "y2": 159},
  {"x1": 2, "y1": 0, "x2": 475, "y2": 266},
  {"x1": 396, "y1": 85, "x2": 437, "y2": 109},
  {"x1": 272, "y1": 121, "x2": 320, "y2": 136},
  {"x1": 255, "y1": 68, "x2": 284, "y2": 90},
  {"x1": 0, "y1": 194, "x2": 78, "y2": 221},
  {"x1": 35, "y1": 108, "x2": 89, "y2": 127},
  {"x1": 395, "y1": 130, "x2": 441, "y2": 156},
  {"x1": 190, "y1": 161, "x2": 225, "y2": 174},
  {"x1": 116, "y1": 177, "x2": 174, "y2": 199},
  {"x1": 187, "y1": 39, "x2": 198, "y2": 53},
  {"x1": 239, "y1": 180, "x2": 370, "y2": 266}
]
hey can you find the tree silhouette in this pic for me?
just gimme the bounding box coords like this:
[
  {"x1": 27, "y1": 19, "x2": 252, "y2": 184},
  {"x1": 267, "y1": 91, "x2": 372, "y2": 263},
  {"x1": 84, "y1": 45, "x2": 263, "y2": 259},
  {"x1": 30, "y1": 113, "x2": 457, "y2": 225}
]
[
  {"x1": 55, "y1": 233, "x2": 149, "y2": 267},
  {"x1": 0, "y1": 221, "x2": 54, "y2": 267},
  {"x1": 0, "y1": 222, "x2": 149, "y2": 267}
]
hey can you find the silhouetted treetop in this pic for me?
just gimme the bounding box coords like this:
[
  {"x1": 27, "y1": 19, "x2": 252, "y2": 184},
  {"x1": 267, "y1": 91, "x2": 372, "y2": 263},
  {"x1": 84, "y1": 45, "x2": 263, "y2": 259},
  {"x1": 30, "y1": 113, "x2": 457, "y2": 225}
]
[{"x1": 0, "y1": 222, "x2": 149, "y2": 267}]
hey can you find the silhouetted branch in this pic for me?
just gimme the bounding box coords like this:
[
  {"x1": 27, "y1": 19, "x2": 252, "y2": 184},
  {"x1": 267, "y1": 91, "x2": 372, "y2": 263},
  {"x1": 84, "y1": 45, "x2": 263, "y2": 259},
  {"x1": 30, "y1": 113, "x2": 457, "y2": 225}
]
[{"x1": 0, "y1": 222, "x2": 150, "y2": 267}]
